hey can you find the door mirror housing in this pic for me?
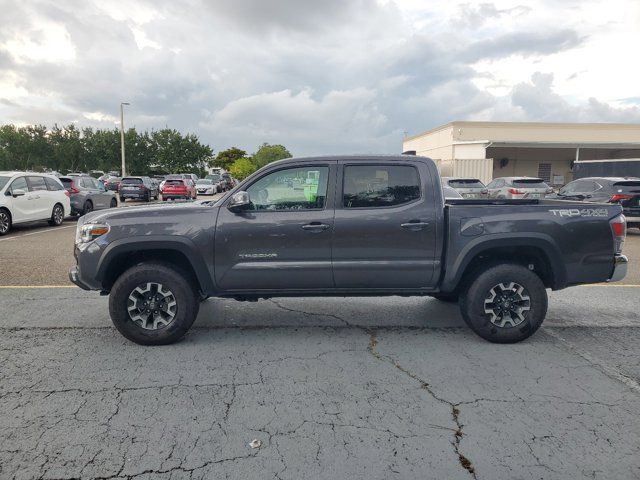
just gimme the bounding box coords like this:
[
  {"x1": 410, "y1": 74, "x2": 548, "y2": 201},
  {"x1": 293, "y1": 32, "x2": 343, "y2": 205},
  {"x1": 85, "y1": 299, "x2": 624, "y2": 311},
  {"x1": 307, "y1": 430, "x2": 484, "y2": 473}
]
[
  {"x1": 12, "y1": 188, "x2": 26, "y2": 197},
  {"x1": 227, "y1": 191, "x2": 251, "y2": 212}
]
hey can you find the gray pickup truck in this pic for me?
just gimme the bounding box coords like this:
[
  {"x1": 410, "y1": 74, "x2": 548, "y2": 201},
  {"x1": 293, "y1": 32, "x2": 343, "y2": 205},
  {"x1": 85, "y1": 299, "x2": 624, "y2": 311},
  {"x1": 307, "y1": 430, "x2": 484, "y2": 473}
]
[{"x1": 69, "y1": 155, "x2": 628, "y2": 345}]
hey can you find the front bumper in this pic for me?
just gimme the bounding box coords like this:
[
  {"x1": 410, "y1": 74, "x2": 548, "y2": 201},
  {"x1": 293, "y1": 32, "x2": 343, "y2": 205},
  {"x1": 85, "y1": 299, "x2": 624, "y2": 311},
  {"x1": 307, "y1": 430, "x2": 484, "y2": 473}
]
[
  {"x1": 609, "y1": 254, "x2": 628, "y2": 283},
  {"x1": 69, "y1": 265, "x2": 91, "y2": 290}
]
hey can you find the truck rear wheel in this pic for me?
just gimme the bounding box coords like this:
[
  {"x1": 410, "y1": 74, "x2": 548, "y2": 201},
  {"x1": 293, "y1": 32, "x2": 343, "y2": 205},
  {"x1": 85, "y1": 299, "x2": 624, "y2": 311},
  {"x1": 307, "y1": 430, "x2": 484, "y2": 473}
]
[
  {"x1": 109, "y1": 262, "x2": 199, "y2": 345},
  {"x1": 459, "y1": 264, "x2": 547, "y2": 343}
]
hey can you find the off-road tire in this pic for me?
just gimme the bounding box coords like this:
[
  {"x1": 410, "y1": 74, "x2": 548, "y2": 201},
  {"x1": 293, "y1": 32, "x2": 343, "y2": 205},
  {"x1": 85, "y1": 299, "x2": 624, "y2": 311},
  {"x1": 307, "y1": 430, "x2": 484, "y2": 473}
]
[
  {"x1": 109, "y1": 262, "x2": 200, "y2": 345},
  {"x1": 459, "y1": 263, "x2": 547, "y2": 343}
]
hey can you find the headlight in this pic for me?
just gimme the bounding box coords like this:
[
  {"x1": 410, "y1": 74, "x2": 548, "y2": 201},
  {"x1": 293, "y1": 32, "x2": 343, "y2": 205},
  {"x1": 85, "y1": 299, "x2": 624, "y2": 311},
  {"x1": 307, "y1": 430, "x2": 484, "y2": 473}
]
[{"x1": 76, "y1": 222, "x2": 110, "y2": 244}]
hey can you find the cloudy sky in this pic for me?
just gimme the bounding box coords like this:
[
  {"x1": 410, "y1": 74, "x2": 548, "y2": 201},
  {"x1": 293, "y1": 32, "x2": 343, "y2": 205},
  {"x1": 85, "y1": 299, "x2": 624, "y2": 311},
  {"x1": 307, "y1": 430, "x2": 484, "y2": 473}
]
[{"x1": 1, "y1": 0, "x2": 639, "y2": 155}]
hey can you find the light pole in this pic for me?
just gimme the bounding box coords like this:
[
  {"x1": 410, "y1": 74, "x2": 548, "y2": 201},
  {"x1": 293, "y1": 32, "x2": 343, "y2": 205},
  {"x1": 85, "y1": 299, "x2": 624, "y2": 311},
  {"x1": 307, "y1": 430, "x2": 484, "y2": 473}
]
[{"x1": 120, "y1": 102, "x2": 130, "y2": 177}]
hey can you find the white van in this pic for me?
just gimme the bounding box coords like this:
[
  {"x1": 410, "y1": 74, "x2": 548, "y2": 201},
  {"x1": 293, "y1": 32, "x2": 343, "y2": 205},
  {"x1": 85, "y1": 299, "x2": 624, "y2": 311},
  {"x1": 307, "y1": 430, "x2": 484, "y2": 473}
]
[{"x1": 0, "y1": 172, "x2": 71, "y2": 235}]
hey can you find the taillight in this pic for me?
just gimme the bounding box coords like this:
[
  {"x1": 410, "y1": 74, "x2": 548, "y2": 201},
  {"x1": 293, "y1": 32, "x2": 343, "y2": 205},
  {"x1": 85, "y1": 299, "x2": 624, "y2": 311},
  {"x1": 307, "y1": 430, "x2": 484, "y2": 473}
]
[
  {"x1": 64, "y1": 190, "x2": 70, "y2": 197},
  {"x1": 609, "y1": 194, "x2": 632, "y2": 203},
  {"x1": 610, "y1": 215, "x2": 626, "y2": 254},
  {"x1": 69, "y1": 181, "x2": 80, "y2": 194},
  {"x1": 508, "y1": 188, "x2": 523, "y2": 195}
]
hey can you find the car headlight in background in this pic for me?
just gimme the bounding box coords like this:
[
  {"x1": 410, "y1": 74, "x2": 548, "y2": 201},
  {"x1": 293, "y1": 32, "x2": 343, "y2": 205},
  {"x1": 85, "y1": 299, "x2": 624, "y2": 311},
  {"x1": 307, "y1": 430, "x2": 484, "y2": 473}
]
[{"x1": 76, "y1": 222, "x2": 110, "y2": 244}]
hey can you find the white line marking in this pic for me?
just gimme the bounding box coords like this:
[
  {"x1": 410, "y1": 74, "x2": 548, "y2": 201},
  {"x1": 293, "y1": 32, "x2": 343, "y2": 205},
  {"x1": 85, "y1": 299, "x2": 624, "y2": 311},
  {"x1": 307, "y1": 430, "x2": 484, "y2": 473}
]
[{"x1": 0, "y1": 224, "x2": 75, "y2": 242}]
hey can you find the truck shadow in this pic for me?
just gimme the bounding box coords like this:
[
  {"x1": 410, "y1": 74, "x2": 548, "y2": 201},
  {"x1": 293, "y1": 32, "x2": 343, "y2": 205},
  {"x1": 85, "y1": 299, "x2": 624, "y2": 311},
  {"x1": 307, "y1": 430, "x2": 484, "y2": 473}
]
[{"x1": 194, "y1": 296, "x2": 466, "y2": 329}]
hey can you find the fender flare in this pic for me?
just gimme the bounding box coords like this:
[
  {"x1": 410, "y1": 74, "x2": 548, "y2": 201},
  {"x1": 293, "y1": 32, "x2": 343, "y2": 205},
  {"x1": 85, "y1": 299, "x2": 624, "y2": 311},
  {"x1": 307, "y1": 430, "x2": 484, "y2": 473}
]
[
  {"x1": 95, "y1": 235, "x2": 215, "y2": 294},
  {"x1": 441, "y1": 233, "x2": 567, "y2": 292}
]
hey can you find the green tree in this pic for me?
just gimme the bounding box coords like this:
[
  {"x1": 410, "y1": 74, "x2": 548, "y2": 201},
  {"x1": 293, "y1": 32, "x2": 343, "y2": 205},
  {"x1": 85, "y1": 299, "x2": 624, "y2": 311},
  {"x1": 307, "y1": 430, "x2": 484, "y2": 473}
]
[
  {"x1": 229, "y1": 157, "x2": 257, "y2": 180},
  {"x1": 212, "y1": 147, "x2": 247, "y2": 170},
  {"x1": 49, "y1": 124, "x2": 84, "y2": 173},
  {"x1": 251, "y1": 143, "x2": 292, "y2": 169}
]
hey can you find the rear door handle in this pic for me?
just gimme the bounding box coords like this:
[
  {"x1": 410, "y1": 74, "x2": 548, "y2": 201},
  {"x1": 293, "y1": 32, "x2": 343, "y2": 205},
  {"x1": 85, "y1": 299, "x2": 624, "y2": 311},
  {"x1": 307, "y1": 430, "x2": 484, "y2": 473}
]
[
  {"x1": 302, "y1": 222, "x2": 330, "y2": 232},
  {"x1": 401, "y1": 221, "x2": 430, "y2": 230}
]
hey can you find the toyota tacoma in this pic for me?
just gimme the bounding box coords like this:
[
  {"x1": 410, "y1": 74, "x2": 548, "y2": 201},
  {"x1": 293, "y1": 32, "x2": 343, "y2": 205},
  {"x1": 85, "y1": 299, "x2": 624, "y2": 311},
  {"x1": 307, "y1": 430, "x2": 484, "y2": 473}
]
[{"x1": 69, "y1": 155, "x2": 628, "y2": 345}]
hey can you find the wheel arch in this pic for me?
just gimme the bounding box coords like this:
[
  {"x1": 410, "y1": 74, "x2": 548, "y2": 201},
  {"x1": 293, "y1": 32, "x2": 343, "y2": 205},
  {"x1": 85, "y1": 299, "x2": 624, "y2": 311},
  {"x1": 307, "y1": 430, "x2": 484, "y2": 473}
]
[
  {"x1": 442, "y1": 235, "x2": 567, "y2": 293},
  {"x1": 96, "y1": 237, "x2": 214, "y2": 296}
]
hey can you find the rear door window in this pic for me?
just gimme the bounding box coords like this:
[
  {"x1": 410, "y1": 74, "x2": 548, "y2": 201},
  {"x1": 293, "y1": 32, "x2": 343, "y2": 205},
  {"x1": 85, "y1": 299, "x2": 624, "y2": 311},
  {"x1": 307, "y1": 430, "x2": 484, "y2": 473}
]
[
  {"x1": 27, "y1": 176, "x2": 47, "y2": 191},
  {"x1": 343, "y1": 165, "x2": 420, "y2": 208}
]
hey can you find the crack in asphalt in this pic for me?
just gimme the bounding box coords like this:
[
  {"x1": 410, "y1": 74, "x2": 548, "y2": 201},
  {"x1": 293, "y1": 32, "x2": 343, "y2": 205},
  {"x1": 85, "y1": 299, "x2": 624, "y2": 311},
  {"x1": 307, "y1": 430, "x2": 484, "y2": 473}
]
[
  {"x1": 268, "y1": 299, "x2": 353, "y2": 326},
  {"x1": 542, "y1": 328, "x2": 640, "y2": 394},
  {"x1": 364, "y1": 329, "x2": 477, "y2": 479}
]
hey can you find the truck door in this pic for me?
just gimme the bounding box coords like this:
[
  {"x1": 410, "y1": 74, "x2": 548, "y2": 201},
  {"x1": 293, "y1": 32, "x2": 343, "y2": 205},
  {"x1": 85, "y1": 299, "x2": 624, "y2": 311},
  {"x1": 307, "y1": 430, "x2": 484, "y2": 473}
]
[
  {"x1": 214, "y1": 162, "x2": 336, "y2": 290},
  {"x1": 332, "y1": 161, "x2": 438, "y2": 289}
]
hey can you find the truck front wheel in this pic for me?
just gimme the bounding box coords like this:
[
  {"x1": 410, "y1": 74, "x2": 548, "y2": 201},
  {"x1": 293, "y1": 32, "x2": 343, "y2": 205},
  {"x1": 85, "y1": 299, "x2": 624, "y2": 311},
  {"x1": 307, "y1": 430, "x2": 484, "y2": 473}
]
[
  {"x1": 459, "y1": 264, "x2": 547, "y2": 343},
  {"x1": 109, "y1": 262, "x2": 199, "y2": 345}
]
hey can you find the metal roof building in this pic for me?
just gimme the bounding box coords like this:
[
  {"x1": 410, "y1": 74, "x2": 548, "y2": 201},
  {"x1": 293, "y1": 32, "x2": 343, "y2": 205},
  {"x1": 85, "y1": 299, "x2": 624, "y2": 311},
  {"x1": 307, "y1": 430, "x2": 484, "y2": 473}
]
[{"x1": 402, "y1": 121, "x2": 640, "y2": 185}]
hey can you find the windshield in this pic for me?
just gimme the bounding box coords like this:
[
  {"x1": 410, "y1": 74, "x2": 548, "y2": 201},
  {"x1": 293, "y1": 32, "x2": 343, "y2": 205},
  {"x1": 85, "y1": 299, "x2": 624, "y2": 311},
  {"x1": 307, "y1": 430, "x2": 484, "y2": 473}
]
[
  {"x1": 197, "y1": 179, "x2": 213, "y2": 185},
  {"x1": 121, "y1": 177, "x2": 143, "y2": 185},
  {"x1": 206, "y1": 175, "x2": 221, "y2": 181},
  {"x1": 448, "y1": 179, "x2": 484, "y2": 188},
  {"x1": 513, "y1": 179, "x2": 548, "y2": 188},
  {"x1": 60, "y1": 178, "x2": 73, "y2": 188},
  {"x1": 0, "y1": 176, "x2": 10, "y2": 190},
  {"x1": 613, "y1": 181, "x2": 640, "y2": 194}
]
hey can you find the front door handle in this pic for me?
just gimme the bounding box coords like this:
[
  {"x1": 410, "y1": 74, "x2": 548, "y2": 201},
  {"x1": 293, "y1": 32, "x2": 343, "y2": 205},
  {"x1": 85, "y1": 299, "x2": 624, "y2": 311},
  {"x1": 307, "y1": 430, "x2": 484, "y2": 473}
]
[
  {"x1": 302, "y1": 222, "x2": 330, "y2": 232},
  {"x1": 401, "y1": 221, "x2": 430, "y2": 230}
]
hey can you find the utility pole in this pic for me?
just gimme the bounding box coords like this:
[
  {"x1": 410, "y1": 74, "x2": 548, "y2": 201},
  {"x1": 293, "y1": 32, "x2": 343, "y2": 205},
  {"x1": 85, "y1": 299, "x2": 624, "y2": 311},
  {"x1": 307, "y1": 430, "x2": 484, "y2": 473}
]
[{"x1": 120, "y1": 102, "x2": 130, "y2": 176}]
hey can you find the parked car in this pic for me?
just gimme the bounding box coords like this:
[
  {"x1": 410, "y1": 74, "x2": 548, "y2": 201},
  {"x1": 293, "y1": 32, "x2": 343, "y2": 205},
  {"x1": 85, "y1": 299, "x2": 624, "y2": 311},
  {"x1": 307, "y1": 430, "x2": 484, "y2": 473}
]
[
  {"x1": 441, "y1": 177, "x2": 488, "y2": 199},
  {"x1": 204, "y1": 174, "x2": 226, "y2": 192},
  {"x1": 550, "y1": 177, "x2": 640, "y2": 229},
  {"x1": 221, "y1": 173, "x2": 234, "y2": 190},
  {"x1": 0, "y1": 171, "x2": 70, "y2": 235},
  {"x1": 69, "y1": 155, "x2": 628, "y2": 346},
  {"x1": 160, "y1": 178, "x2": 196, "y2": 201},
  {"x1": 104, "y1": 177, "x2": 122, "y2": 191},
  {"x1": 119, "y1": 177, "x2": 159, "y2": 202},
  {"x1": 60, "y1": 175, "x2": 117, "y2": 215},
  {"x1": 195, "y1": 178, "x2": 218, "y2": 195},
  {"x1": 442, "y1": 185, "x2": 463, "y2": 199},
  {"x1": 486, "y1": 177, "x2": 553, "y2": 199}
]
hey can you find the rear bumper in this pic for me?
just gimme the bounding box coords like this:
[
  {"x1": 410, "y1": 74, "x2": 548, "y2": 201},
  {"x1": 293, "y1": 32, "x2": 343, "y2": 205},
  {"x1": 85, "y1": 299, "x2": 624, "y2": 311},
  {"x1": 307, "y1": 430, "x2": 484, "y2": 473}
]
[{"x1": 608, "y1": 255, "x2": 628, "y2": 283}]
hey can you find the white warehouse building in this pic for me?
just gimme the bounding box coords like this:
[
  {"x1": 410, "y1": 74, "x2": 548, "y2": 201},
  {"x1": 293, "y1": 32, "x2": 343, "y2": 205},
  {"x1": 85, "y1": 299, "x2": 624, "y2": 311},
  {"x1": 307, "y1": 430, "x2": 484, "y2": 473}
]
[{"x1": 402, "y1": 121, "x2": 640, "y2": 186}]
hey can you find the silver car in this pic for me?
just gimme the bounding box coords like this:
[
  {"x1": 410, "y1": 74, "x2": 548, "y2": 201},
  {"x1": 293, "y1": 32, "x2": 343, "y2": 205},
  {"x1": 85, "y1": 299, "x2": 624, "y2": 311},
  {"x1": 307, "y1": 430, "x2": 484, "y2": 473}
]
[
  {"x1": 486, "y1": 177, "x2": 552, "y2": 199},
  {"x1": 60, "y1": 175, "x2": 117, "y2": 215},
  {"x1": 195, "y1": 178, "x2": 218, "y2": 195},
  {"x1": 441, "y1": 177, "x2": 488, "y2": 199}
]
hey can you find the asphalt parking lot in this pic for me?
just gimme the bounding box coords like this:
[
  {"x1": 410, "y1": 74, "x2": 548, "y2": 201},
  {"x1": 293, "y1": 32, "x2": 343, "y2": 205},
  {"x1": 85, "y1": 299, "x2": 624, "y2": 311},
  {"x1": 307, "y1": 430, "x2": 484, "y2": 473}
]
[{"x1": 1, "y1": 203, "x2": 639, "y2": 479}]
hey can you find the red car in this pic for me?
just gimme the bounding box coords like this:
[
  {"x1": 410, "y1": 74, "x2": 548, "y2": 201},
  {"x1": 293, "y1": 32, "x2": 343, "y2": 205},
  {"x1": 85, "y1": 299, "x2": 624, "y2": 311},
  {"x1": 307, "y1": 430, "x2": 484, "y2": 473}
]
[{"x1": 161, "y1": 179, "x2": 196, "y2": 201}]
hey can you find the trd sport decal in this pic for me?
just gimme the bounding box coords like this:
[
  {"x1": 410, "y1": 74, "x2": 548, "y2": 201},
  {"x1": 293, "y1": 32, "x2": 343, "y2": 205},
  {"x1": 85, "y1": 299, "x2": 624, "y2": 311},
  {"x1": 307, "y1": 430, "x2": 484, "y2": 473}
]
[{"x1": 549, "y1": 208, "x2": 608, "y2": 217}]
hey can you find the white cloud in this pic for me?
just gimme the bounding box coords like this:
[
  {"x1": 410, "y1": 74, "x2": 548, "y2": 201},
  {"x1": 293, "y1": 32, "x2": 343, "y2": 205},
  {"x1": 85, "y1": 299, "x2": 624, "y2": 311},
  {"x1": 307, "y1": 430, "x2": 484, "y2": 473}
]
[{"x1": 0, "y1": 0, "x2": 638, "y2": 155}]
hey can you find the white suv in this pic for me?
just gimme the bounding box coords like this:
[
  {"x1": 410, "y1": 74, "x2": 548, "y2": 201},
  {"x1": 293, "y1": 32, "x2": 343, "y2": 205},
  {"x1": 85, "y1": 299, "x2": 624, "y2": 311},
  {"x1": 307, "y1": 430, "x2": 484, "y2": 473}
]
[{"x1": 0, "y1": 172, "x2": 71, "y2": 235}]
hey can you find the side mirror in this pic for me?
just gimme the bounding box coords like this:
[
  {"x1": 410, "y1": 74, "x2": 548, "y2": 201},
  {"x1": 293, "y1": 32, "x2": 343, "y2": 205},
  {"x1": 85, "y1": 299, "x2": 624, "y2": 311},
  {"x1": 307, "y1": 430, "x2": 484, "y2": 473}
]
[
  {"x1": 12, "y1": 188, "x2": 26, "y2": 197},
  {"x1": 227, "y1": 191, "x2": 251, "y2": 212}
]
